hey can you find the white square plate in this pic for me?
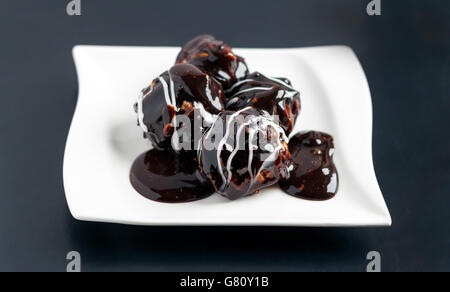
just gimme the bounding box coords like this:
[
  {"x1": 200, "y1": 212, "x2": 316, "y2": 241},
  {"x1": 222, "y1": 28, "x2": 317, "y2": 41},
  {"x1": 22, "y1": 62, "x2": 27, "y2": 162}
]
[{"x1": 64, "y1": 45, "x2": 391, "y2": 226}]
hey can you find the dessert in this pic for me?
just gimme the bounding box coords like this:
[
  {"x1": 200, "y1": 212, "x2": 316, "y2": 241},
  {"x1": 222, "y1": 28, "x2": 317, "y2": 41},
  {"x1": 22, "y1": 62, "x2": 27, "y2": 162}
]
[
  {"x1": 198, "y1": 108, "x2": 291, "y2": 200},
  {"x1": 135, "y1": 63, "x2": 225, "y2": 150},
  {"x1": 130, "y1": 35, "x2": 339, "y2": 203},
  {"x1": 279, "y1": 131, "x2": 339, "y2": 200},
  {"x1": 225, "y1": 72, "x2": 301, "y2": 135},
  {"x1": 176, "y1": 35, "x2": 249, "y2": 89}
]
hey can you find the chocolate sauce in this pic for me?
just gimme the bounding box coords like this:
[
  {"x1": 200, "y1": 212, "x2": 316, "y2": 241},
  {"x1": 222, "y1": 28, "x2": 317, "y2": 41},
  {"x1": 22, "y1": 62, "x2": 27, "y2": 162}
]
[
  {"x1": 176, "y1": 35, "x2": 249, "y2": 89},
  {"x1": 132, "y1": 35, "x2": 339, "y2": 203},
  {"x1": 130, "y1": 149, "x2": 215, "y2": 203},
  {"x1": 280, "y1": 131, "x2": 339, "y2": 201},
  {"x1": 198, "y1": 108, "x2": 291, "y2": 200},
  {"x1": 135, "y1": 63, "x2": 225, "y2": 150},
  {"x1": 225, "y1": 72, "x2": 301, "y2": 135},
  {"x1": 169, "y1": 63, "x2": 225, "y2": 114}
]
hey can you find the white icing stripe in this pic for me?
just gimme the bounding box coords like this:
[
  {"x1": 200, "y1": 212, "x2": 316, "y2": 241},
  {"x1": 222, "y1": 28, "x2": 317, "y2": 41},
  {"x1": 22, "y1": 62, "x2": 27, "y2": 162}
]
[
  {"x1": 216, "y1": 107, "x2": 253, "y2": 187},
  {"x1": 213, "y1": 108, "x2": 289, "y2": 193},
  {"x1": 228, "y1": 75, "x2": 295, "y2": 92},
  {"x1": 158, "y1": 76, "x2": 173, "y2": 109},
  {"x1": 136, "y1": 82, "x2": 156, "y2": 134},
  {"x1": 137, "y1": 91, "x2": 148, "y2": 133},
  {"x1": 264, "y1": 75, "x2": 295, "y2": 90},
  {"x1": 253, "y1": 118, "x2": 287, "y2": 183},
  {"x1": 225, "y1": 119, "x2": 253, "y2": 185},
  {"x1": 169, "y1": 75, "x2": 177, "y2": 108},
  {"x1": 205, "y1": 75, "x2": 222, "y2": 111},
  {"x1": 246, "y1": 124, "x2": 257, "y2": 191},
  {"x1": 137, "y1": 75, "x2": 173, "y2": 136},
  {"x1": 227, "y1": 78, "x2": 255, "y2": 91},
  {"x1": 204, "y1": 114, "x2": 221, "y2": 140},
  {"x1": 231, "y1": 87, "x2": 273, "y2": 98},
  {"x1": 194, "y1": 102, "x2": 216, "y2": 124},
  {"x1": 160, "y1": 74, "x2": 179, "y2": 128}
]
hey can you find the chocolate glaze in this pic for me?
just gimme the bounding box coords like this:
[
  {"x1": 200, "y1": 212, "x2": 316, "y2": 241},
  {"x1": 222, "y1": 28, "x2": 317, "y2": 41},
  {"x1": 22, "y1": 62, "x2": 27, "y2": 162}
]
[
  {"x1": 199, "y1": 108, "x2": 291, "y2": 200},
  {"x1": 135, "y1": 63, "x2": 225, "y2": 150},
  {"x1": 132, "y1": 35, "x2": 339, "y2": 203},
  {"x1": 130, "y1": 149, "x2": 215, "y2": 203},
  {"x1": 279, "y1": 131, "x2": 339, "y2": 201},
  {"x1": 176, "y1": 35, "x2": 249, "y2": 89},
  {"x1": 225, "y1": 72, "x2": 301, "y2": 135}
]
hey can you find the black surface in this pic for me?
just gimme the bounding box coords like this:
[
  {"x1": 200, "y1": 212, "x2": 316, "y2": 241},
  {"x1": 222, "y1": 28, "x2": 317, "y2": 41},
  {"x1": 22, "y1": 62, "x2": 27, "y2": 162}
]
[{"x1": 1, "y1": 0, "x2": 449, "y2": 272}]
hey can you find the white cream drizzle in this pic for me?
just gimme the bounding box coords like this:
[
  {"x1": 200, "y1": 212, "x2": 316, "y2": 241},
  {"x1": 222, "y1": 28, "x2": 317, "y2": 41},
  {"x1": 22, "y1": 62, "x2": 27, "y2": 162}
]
[
  {"x1": 217, "y1": 70, "x2": 231, "y2": 80},
  {"x1": 159, "y1": 76, "x2": 177, "y2": 110},
  {"x1": 253, "y1": 125, "x2": 285, "y2": 183},
  {"x1": 228, "y1": 74, "x2": 296, "y2": 93},
  {"x1": 230, "y1": 86, "x2": 273, "y2": 98},
  {"x1": 169, "y1": 76, "x2": 177, "y2": 109},
  {"x1": 247, "y1": 127, "x2": 257, "y2": 186},
  {"x1": 136, "y1": 83, "x2": 156, "y2": 134},
  {"x1": 138, "y1": 71, "x2": 224, "y2": 137},
  {"x1": 205, "y1": 75, "x2": 222, "y2": 111},
  {"x1": 264, "y1": 75, "x2": 295, "y2": 90},
  {"x1": 194, "y1": 101, "x2": 216, "y2": 124},
  {"x1": 209, "y1": 107, "x2": 288, "y2": 193},
  {"x1": 225, "y1": 119, "x2": 254, "y2": 185},
  {"x1": 215, "y1": 107, "x2": 252, "y2": 187},
  {"x1": 227, "y1": 78, "x2": 255, "y2": 91},
  {"x1": 246, "y1": 115, "x2": 288, "y2": 193}
]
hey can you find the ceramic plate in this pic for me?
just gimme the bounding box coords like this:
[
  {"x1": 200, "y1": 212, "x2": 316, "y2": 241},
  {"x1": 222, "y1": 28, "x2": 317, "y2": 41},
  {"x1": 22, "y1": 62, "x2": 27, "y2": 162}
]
[{"x1": 63, "y1": 45, "x2": 391, "y2": 226}]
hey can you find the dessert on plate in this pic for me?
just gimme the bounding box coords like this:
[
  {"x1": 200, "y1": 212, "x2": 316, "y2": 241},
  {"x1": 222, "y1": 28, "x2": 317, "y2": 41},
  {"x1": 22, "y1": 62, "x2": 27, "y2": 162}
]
[{"x1": 131, "y1": 35, "x2": 338, "y2": 203}]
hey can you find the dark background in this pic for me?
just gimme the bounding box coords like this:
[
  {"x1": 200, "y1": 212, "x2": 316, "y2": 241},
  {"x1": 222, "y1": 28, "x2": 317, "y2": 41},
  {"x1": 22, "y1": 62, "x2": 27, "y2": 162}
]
[{"x1": 0, "y1": 0, "x2": 449, "y2": 272}]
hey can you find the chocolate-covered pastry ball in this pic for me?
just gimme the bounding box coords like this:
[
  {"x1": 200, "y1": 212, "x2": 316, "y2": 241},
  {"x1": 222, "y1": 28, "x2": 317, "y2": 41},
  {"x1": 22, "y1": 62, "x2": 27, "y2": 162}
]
[
  {"x1": 176, "y1": 35, "x2": 249, "y2": 89},
  {"x1": 198, "y1": 108, "x2": 291, "y2": 200},
  {"x1": 130, "y1": 149, "x2": 215, "y2": 203},
  {"x1": 225, "y1": 72, "x2": 301, "y2": 135},
  {"x1": 135, "y1": 63, "x2": 226, "y2": 150},
  {"x1": 280, "y1": 131, "x2": 339, "y2": 201}
]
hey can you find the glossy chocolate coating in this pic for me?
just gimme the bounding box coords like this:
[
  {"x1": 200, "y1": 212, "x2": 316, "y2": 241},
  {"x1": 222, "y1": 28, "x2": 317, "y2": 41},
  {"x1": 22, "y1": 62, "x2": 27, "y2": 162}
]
[
  {"x1": 131, "y1": 35, "x2": 339, "y2": 203},
  {"x1": 225, "y1": 72, "x2": 301, "y2": 135},
  {"x1": 280, "y1": 131, "x2": 339, "y2": 201},
  {"x1": 135, "y1": 63, "x2": 225, "y2": 150},
  {"x1": 199, "y1": 108, "x2": 291, "y2": 200},
  {"x1": 176, "y1": 35, "x2": 249, "y2": 89},
  {"x1": 130, "y1": 149, "x2": 215, "y2": 203}
]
